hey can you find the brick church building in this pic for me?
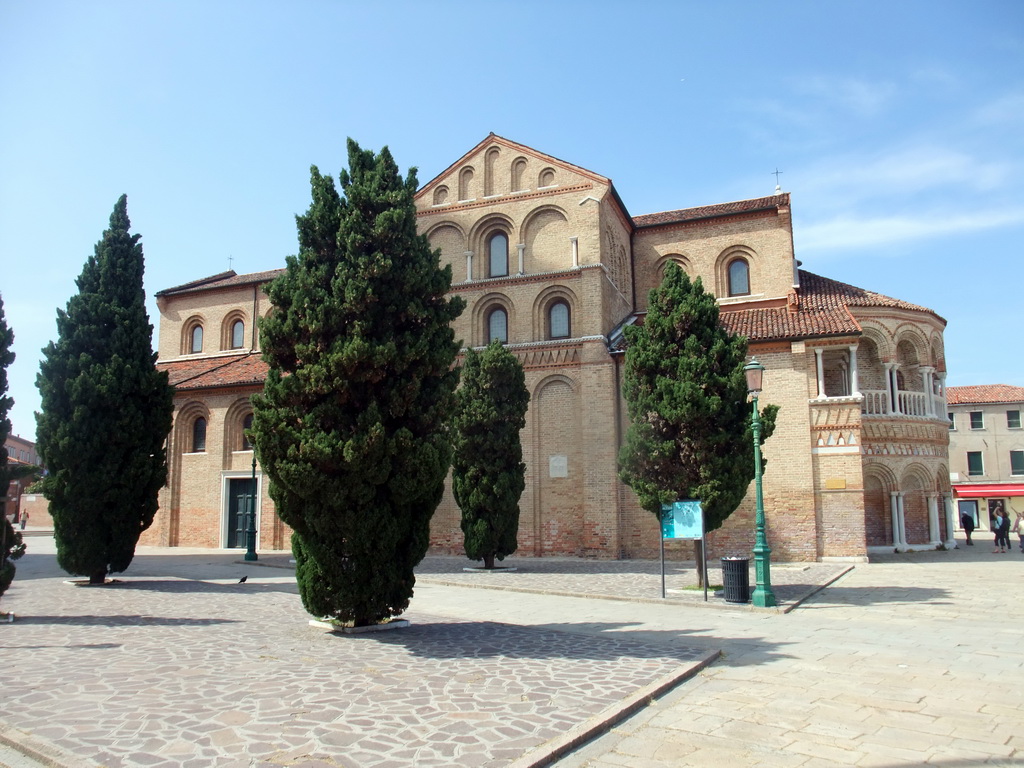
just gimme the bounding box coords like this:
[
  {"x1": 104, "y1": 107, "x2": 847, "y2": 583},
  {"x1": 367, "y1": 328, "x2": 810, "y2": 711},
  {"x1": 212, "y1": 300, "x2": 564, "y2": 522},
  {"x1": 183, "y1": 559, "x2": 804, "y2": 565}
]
[{"x1": 144, "y1": 135, "x2": 953, "y2": 562}]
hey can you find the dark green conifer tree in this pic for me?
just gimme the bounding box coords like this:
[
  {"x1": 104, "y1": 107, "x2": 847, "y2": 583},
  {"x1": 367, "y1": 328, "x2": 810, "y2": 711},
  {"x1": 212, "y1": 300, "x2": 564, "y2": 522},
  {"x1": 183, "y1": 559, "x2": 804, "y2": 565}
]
[
  {"x1": 35, "y1": 196, "x2": 173, "y2": 584},
  {"x1": 251, "y1": 140, "x2": 464, "y2": 626},
  {"x1": 452, "y1": 339, "x2": 529, "y2": 569},
  {"x1": 619, "y1": 264, "x2": 777, "y2": 584},
  {"x1": 0, "y1": 294, "x2": 26, "y2": 600}
]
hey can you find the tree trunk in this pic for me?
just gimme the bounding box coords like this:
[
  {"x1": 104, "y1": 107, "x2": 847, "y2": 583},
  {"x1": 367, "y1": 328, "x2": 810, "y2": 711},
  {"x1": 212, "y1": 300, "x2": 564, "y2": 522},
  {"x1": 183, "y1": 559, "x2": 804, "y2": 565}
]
[
  {"x1": 89, "y1": 568, "x2": 107, "y2": 585},
  {"x1": 483, "y1": 553, "x2": 495, "y2": 570},
  {"x1": 693, "y1": 539, "x2": 705, "y2": 588}
]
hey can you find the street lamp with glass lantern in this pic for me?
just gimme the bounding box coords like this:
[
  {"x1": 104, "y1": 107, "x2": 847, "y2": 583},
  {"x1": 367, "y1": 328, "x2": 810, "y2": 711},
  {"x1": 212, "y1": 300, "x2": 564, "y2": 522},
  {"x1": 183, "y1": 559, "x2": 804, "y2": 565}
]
[{"x1": 744, "y1": 358, "x2": 776, "y2": 608}]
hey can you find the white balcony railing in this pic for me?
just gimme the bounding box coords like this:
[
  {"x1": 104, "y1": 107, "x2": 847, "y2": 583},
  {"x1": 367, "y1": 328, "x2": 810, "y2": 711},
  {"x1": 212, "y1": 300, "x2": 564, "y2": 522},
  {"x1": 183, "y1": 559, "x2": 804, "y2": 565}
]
[{"x1": 861, "y1": 389, "x2": 940, "y2": 418}]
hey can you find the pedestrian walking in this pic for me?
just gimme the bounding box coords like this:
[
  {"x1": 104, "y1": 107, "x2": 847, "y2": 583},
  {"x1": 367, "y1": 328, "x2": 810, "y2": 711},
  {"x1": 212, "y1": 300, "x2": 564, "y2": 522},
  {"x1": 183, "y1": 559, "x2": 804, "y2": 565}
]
[
  {"x1": 992, "y1": 506, "x2": 1011, "y2": 553},
  {"x1": 1014, "y1": 509, "x2": 1024, "y2": 553},
  {"x1": 961, "y1": 510, "x2": 976, "y2": 545}
]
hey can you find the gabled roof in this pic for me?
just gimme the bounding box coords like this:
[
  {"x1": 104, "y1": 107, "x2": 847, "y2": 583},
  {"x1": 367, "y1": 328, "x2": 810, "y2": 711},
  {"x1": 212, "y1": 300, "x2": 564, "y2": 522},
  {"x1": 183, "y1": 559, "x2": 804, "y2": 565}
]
[
  {"x1": 156, "y1": 269, "x2": 283, "y2": 297},
  {"x1": 157, "y1": 353, "x2": 268, "y2": 391},
  {"x1": 947, "y1": 385, "x2": 1024, "y2": 406},
  {"x1": 632, "y1": 194, "x2": 789, "y2": 229},
  {"x1": 414, "y1": 133, "x2": 612, "y2": 199}
]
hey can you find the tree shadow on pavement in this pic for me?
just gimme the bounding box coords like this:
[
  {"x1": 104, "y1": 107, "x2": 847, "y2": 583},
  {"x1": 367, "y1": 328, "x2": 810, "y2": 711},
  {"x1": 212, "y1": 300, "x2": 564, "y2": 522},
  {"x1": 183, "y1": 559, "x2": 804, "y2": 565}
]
[
  {"x1": 11, "y1": 614, "x2": 239, "y2": 627},
  {"x1": 797, "y1": 584, "x2": 949, "y2": 608},
  {"x1": 109, "y1": 579, "x2": 298, "y2": 595},
  {"x1": 337, "y1": 617, "x2": 794, "y2": 668}
]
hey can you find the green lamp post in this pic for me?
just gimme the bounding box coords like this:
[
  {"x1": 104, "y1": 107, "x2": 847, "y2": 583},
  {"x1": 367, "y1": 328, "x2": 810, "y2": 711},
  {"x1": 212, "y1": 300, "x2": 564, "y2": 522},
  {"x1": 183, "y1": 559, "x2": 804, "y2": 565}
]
[
  {"x1": 744, "y1": 358, "x2": 776, "y2": 608},
  {"x1": 245, "y1": 453, "x2": 259, "y2": 562}
]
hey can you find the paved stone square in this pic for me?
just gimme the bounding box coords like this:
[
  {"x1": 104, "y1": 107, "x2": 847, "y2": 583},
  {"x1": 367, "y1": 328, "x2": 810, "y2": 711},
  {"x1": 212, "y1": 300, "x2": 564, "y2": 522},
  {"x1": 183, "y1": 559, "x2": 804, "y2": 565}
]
[{"x1": 1, "y1": 535, "x2": 1022, "y2": 767}]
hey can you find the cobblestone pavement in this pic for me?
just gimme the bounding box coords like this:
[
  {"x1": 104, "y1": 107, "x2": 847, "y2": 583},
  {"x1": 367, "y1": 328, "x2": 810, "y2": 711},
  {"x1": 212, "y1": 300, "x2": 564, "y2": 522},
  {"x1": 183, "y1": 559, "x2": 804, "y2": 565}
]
[
  {"x1": 3, "y1": 536, "x2": 1020, "y2": 767},
  {"x1": 419, "y1": 543, "x2": 1022, "y2": 768},
  {"x1": 0, "y1": 539, "x2": 726, "y2": 768}
]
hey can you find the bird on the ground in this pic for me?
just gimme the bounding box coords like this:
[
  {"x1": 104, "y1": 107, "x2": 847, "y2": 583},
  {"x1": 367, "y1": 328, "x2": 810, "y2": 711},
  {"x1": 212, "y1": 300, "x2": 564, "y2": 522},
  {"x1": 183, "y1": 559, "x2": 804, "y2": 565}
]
[{"x1": 238, "y1": 575, "x2": 248, "y2": 583}]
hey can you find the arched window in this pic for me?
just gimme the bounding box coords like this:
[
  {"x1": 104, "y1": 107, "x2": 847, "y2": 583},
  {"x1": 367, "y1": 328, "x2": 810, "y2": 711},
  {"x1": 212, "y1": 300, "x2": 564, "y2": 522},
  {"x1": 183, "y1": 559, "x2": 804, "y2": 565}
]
[
  {"x1": 192, "y1": 417, "x2": 207, "y2": 453},
  {"x1": 487, "y1": 307, "x2": 508, "y2": 343},
  {"x1": 231, "y1": 320, "x2": 245, "y2": 349},
  {"x1": 190, "y1": 325, "x2": 203, "y2": 354},
  {"x1": 727, "y1": 258, "x2": 750, "y2": 296},
  {"x1": 549, "y1": 301, "x2": 570, "y2": 339},
  {"x1": 489, "y1": 232, "x2": 509, "y2": 278},
  {"x1": 241, "y1": 413, "x2": 253, "y2": 450}
]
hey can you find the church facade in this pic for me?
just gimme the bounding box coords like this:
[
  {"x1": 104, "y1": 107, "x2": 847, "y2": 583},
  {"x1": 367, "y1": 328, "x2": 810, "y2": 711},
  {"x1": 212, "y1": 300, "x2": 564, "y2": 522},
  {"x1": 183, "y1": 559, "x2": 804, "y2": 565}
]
[{"x1": 145, "y1": 135, "x2": 953, "y2": 561}]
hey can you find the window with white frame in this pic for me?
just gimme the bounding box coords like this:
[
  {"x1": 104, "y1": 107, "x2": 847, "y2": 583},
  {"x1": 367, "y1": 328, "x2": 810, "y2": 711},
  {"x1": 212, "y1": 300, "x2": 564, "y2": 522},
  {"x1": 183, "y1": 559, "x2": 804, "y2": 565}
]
[
  {"x1": 966, "y1": 451, "x2": 984, "y2": 476},
  {"x1": 1011, "y1": 450, "x2": 1024, "y2": 476},
  {"x1": 969, "y1": 411, "x2": 984, "y2": 430},
  {"x1": 1008, "y1": 410, "x2": 1021, "y2": 429}
]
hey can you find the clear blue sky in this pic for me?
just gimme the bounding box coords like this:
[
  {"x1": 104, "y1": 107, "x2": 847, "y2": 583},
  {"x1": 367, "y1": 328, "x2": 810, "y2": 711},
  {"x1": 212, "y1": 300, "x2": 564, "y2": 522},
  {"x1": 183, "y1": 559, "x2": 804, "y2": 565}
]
[{"x1": 2, "y1": 1, "x2": 1022, "y2": 441}]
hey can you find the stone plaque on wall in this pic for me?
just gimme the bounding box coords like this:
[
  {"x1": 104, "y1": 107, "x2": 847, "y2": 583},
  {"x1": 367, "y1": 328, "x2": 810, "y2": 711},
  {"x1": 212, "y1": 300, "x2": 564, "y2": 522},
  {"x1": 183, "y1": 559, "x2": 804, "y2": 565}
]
[{"x1": 549, "y1": 455, "x2": 568, "y2": 478}]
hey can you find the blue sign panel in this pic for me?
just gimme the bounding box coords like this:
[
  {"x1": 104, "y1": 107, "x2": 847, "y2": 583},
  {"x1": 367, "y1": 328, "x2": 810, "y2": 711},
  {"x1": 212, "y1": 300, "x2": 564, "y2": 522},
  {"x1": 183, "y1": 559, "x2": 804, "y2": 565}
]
[{"x1": 660, "y1": 500, "x2": 704, "y2": 540}]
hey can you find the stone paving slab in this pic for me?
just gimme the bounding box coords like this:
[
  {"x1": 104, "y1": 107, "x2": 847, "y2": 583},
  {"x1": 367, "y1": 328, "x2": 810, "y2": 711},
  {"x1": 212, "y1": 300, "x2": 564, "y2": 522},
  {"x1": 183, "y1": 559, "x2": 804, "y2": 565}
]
[
  {"x1": 411, "y1": 556, "x2": 851, "y2": 610},
  {"x1": 0, "y1": 547, "x2": 717, "y2": 768}
]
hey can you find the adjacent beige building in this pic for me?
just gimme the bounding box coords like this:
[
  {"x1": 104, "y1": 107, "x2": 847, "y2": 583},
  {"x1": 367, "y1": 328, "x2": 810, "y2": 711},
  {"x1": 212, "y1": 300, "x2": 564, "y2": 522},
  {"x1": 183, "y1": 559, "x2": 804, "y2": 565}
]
[
  {"x1": 947, "y1": 384, "x2": 1024, "y2": 531},
  {"x1": 145, "y1": 135, "x2": 953, "y2": 561}
]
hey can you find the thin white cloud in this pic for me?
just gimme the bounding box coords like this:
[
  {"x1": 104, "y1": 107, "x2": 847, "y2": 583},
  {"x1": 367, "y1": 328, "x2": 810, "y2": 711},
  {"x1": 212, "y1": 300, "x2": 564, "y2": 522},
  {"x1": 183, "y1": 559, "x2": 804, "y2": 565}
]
[
  {"x1": 969, "y1": 92, "x2": 1024, "y2": 128},
  {"x1": 797, "y1": 207, "x2": 1024, "y2": 252},
  {"x1": 791, "y1": 75, "x2": 898, "y2": 118},
  {"x1": 802, "y1": 145, "x2": 1014, "y2": 199}
]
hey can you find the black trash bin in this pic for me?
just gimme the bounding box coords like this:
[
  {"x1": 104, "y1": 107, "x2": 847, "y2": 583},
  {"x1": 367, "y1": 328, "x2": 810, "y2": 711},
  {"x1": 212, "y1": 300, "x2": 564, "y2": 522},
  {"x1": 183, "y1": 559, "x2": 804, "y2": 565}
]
[{"x1": 721, "y1": 557, "x2": 750, "y2": 603}]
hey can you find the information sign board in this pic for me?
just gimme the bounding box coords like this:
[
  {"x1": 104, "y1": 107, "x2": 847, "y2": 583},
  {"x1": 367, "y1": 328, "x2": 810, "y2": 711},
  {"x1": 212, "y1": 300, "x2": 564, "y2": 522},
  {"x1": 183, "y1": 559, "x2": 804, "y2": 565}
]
[{"x1": 660, "y1": 499, "x2": 704, "y2": 540}]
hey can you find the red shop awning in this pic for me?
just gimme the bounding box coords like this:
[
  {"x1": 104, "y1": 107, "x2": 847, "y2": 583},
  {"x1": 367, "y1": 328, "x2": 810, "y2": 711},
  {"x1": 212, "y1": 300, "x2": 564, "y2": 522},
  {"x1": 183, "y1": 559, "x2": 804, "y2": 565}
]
[{"x1": 953, "y1": 484, "x2": 1024, "y2": 499}]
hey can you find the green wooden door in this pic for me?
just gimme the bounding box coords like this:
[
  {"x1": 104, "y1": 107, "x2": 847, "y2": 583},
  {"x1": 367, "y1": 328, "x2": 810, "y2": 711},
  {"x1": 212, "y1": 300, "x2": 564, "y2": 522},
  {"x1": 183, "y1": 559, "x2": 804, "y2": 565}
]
[{"x1": 227, "y1": 478, "x2": 256, "y2": 548}]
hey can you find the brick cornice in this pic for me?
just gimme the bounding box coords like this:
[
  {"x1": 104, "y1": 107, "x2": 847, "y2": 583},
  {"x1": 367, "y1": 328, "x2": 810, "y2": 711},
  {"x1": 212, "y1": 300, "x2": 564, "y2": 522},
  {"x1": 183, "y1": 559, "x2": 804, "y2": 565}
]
[{"x1": 417, "y1": 183, "x2": 593, "y2": 217}]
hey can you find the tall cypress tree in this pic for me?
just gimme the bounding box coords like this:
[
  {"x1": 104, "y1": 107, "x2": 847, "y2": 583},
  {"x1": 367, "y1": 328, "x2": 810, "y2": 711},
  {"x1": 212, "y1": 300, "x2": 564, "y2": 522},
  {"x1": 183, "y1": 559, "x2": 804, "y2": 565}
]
[
  {"x1": 251, "y1": 140, "x2": 464, "y2": 626},
  {"x1": 452, "y1": 339, "x2": 529, "y2": 570},
  {"x1": 0, "y1": 294, "x2": 26, "y2": 600},
  {"x1": 36, "y1": 196, "x2": 173, "y2": 584},
  {"x1": 619, "y1": 264, "x2": 777, "y2": 583}
]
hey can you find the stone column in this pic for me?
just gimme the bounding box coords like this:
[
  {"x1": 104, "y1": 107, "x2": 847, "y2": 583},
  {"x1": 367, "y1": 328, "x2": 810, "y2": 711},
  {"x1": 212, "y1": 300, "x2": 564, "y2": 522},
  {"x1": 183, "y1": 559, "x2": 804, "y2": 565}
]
[
  {"x1": 516, "y1": 243, "x2": 525, "y2": 275},
  {"x1": 890, "y1": 491, "x2": 901, "y2": 549},
  {"x1": 936, "y1": 372, "x2": 948, "y2": 421},
  {"x1": 942, "y1": 493, "x2": 957, "y2": 548},
  {"x1": 886, "y1": 363, "x2": 900, "y2": 415},
  {"x1": 897, "y1": 493, "x2": 908, "y2": 551},
  {"x1": 814, "y1": 348, "x2": 826, "y2": 399},
  {"x1": 570, "y1": 237, "x2": 579, "y2": 268},
  {"x1": 848, "y1": 344, "x2": 861, "y2": 397},
  {"x1": 927, "y1": 493, "x2": 940, "y2": 546},
  {"x1": 920, "y1": 366, "x2": 935, "y2": 417},
  {"x1": 464, "y1": 251, "x2": 474, "y2": 282}
]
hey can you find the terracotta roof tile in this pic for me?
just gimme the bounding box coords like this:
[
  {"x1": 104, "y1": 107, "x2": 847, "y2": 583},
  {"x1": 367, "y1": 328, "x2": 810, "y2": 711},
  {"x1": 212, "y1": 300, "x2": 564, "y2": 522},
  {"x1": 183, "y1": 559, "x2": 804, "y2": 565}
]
[
  {"x1": 157, "y1": 353, "x2": 268, "y2": 390},
  {"x1": 632, "y1": 194, "x2": 789, "y2": 229},
  {"x1": 797, "y1": 271, "x2": 939, "y2": 317},
  {"x1": 157, "y1": 269, "x2": 283, "y2": 297},
  {"x1": 947, "y1": 385, "x2": 1024, "y2": 405},
  {"x1": 614, "y1": 269, "x2": 940, "y2": 349}
]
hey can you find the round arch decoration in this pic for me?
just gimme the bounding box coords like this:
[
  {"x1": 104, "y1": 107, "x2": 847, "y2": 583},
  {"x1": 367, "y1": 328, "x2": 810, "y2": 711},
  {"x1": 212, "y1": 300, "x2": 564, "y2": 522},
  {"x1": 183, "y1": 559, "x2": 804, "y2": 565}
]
[
  {"x1": 175, "y1": 401, "x2": 211, "y2": 455},
  {"x1": 221, "y1": 309, "x2": 249, "y2": 351},
  {"x1": 181, "y1": 314, "x2": 207, "y2": 355},
  {"x1": 714, "y1": 245, "x2": 759, "y2": 298},
  {"x1": 471, "y1": 292, "x2": 515, "y2": 347},
  {"x1": 223, "y1": 397, "x2": 255, "y2": 461},
  {"x1": 654, "y1": 253, "x2": 692, "y2": 280},
  {"x1": 532, "y1": 284, "x2": 579, "y2": 340}
]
